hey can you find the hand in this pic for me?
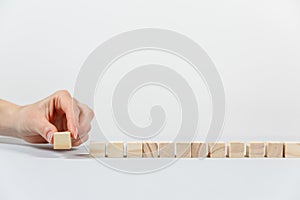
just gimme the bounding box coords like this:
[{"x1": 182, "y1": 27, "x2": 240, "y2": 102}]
[{"x1": 9, "y1": 90, "x2": 94, "y2": 146}]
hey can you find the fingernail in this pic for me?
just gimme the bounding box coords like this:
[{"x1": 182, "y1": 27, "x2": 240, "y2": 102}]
[
  {"x1": 47, "y1": 131, "x2": 54, "y2": 143},
  {"x1": 74, "y1": 127, "x2": 78, "y2": 139}
]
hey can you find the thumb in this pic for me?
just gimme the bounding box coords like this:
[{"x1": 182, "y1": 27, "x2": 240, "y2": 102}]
[{"x1": 37, "y1": 120, "x2": 58, "y2": 143}]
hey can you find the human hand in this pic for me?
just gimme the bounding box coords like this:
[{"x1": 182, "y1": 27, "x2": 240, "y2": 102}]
[{"x1": 9, "y1": 90, "x2": 94, "y2": 146}]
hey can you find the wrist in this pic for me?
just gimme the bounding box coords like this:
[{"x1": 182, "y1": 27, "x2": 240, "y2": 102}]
[{"x1": 0, "y1": 100, "x2": 22, "y2": 138}]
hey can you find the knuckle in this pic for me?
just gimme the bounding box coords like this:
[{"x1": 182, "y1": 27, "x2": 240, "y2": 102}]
[
  {"x1": 73, "y1": 98, "x2": 79, "y2": 104},
  {"x1": 56, "y1": 90, "x2": 71, "y2": 98},
  {"x1": 41, "y1": 125, "x2": 51, "y2": 136},
  {"x1": 78, "y1": 103, "x2": 94, "y2": 119},
  {"x1": 87, "y1": 109, "x2": 94, "y2": 118}
]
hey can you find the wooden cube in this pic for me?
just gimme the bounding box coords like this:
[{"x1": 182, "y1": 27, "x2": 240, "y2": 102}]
[
  {"x1": 208, "y1": 142, "x2": 226, "y2": 158},
  {"x1": 228, "y1": 142, "x2": 244, "y2": 158},
  {"x1": 159, "y1": 142, "x2": 175, "y2": 158},
  {"x1": 89, "y1": 141, "x2": 106, "y2": 158},
  {"x1": 142, "y1": 142, "x2": 159, "y2": 158},
  {"x1": 107, "y1": 142, "x2": 124, "y2": 158},
  {"x1": 284, "y1": 142, "x2": 300, "y2": 158},
  {"x1": 176, "y1": 142, "x2": 191, "y2": 158},
  {"x1": 246, "y1": 142, "x2": 265, "y2": 158},
  {"x1": 191, "y1": 142, "x2": 207, "y2": 158},
  {"x1": 127, "y1": 142, "x2": 142, "y2": 158},
  {"x1": 53, "y1": 131, "x2": 72, "y2": 150},
  {"x1": 266, "y1": 142, "x2": 283, "y2": 158}
]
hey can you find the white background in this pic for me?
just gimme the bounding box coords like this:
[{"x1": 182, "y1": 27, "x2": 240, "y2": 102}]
[{"x1": 1, "y1": 0, "x2": 300, "y2": 199}]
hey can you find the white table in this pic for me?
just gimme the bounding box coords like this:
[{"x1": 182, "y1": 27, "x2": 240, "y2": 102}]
[{"x1": 0, "y1": 136, "x2": 299, "y2": 200}]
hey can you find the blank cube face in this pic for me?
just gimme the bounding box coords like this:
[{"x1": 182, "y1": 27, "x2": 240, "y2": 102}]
[
  {"x1": 284, "y1": 143, "x2": 300, "y2": 158},
  {"x1": 266, "y1": 142, "x2": 283, "y2": 158},
  {"x1": 176, "y1": 143, "x2": 191, "y2": 158},
  {"x1": 159, "y1": 142, "x2": 175, "y2": 158},
  {"x1": 191, "y1": 142, "x2": 207, "y2": 158},
  {"x1": 228, "y1": 142, "x2": 244, "y2": 158},
  {"x1": 89, "y1": 142, "x2": 106, "y2": 158},
  {"x1": 142, "y1": 142, "x2": 158, "y2": 158},
  {"x1": 208, "y1": 142, "x2": 226, "y2": 158},
  {"x1": 107, "y1": 142, "x2": 124, "y2": 158},
  {"x1": 246, "y1": 142, "x2": 265, "y2": 158},
  {"x1": 53, "y1": 132, "x2": 72, "y2": 150},
  {"x1": 127, "y1": 142, "x2": 142, "y2": 158}
]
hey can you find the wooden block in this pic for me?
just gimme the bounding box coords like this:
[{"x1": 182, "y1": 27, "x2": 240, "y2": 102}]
[
  {"x1": 284, "y1": 142, "x2": 300, "y2": 158},
  {"x1": 159, "y1": 142, "x2": 175, "y2": 158},
  {"x1": 228, "y1": 142, "x2": 244, "y2": 158},
  {"x1": 89, "y1": 141, "x2": 106, "y2": 158},
  {"x1": 127, "y1": 142, "x2": 142, "y2": 158},
  {"x1": 107, "y1": 142, "x2": 124, "y2": 158},
  {"x1": 266, "y1": 142, "x2": 283, "y2": 158},
  {"x1": 142, "y1": 142, "x2": 159, "y2": 158},
  {"x1": 176, "y1": 142, "x2": 191, "y2": 158},
  {"x1": 53, "y1": 131, "x2": 72, "y2": 150},
  {"x1": 191, "y1": 142, "x2": 207, "y2": 158},
  {"x1": 246, "y1": 142, "x2": 265, "y2": 158},
  {"x1": 208, "y1": 142, "x2": 226, "y2": 158}
]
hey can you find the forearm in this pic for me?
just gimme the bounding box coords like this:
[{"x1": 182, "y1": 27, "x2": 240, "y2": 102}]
[{"x1": 0, "y1": 99, "x2": 21, "y2": 137}]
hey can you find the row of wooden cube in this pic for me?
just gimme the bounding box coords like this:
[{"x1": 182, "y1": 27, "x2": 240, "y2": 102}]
[{"x1": 89, "y1": 141, "x2": 300, "y2": 158}]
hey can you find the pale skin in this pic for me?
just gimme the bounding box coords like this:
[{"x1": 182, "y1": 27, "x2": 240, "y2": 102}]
[{"x1": 0, "y1": 90, "x2": 94, "y2": 146}]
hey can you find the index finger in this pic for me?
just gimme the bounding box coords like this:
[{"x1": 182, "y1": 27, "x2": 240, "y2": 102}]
[{"x1": 53, "y1": 90, "x2": 79, "y2": 139}]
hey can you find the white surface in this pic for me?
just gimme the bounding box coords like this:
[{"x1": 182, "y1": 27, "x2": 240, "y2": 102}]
[
  {"x1": 1, "y1": 137, "x2": 300, "y2": 200},
  {"x1": 1, "y1": 0, "x2": 300, "y2": 199}
]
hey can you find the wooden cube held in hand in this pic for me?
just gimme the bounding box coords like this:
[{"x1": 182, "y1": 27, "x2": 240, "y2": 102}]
[{"x1": 53, "y1": 131, "x2": 72, "y2": 150}]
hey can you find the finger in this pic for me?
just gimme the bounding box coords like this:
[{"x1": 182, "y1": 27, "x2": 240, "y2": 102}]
[
  {"x1": 72, "y1": 103, "x2": 80, "y2": 138},
  {"x1": 23, "y1": 135, "x2": 48, "y2": 144},
  {"x1": 78, "y1": 104, "x2": 94, "y2": 125},
  {"x1": 54, "y1": 91, "x2": 80, "y2": 139},
  {"x1": 72, "y1": 134, "x2": 89, "y2": 147},
  {"x1": 78, "y1": 103, "x2": 94, "y2": 137},
  {"x1": 36, "y1": 119, "x2": 58, "y2": 143},
  {"x1": 71, "y1": 98, "x2": 81, "y2": 134},
  {"x1": 76, "y1": 125, "x2": 91, "y2": 141}
]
